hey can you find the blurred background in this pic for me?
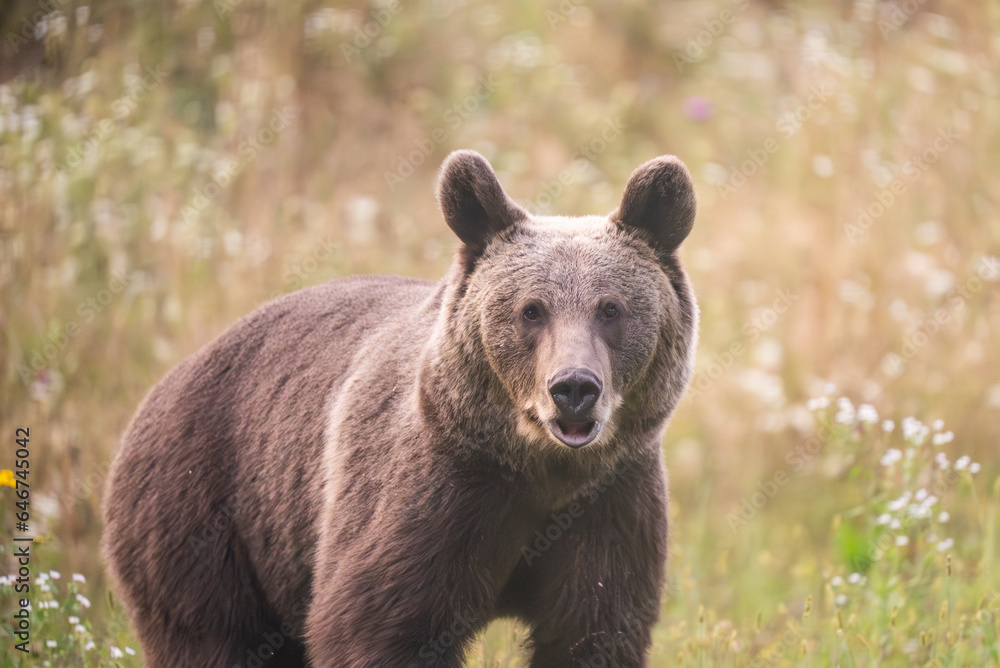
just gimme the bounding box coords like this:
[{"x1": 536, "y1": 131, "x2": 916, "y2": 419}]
[{"x1": 1, "y1": 0, "x2": 999, "y2": 665}]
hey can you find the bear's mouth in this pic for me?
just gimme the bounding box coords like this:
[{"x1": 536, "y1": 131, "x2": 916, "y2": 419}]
[{"x1": 548, "y1": 419, "x2": 601, "y2": 448}]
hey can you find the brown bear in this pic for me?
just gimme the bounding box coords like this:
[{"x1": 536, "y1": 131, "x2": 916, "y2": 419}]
[{"x1": 102, "y1": 149, "x2": 698, "y2": 667}]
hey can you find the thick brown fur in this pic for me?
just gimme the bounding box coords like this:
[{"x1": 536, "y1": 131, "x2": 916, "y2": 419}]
[{"x1": 102, "y1": 150, "x2": 699, "y2": 668}]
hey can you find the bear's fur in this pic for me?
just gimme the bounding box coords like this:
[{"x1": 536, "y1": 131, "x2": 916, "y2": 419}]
[{"x1": 102, "y1": 149, "x2": 698, "y2": 667}]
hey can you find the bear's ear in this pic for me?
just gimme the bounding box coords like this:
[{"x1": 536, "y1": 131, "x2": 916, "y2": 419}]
[
  {"x1": 611, "y1": 155, "x2": 696, "y2": 256},
  {"x1": 437, "y1": 150, "x2": 527, "y2": 258}
]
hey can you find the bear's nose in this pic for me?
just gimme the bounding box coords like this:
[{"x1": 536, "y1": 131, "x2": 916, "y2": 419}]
[{"x1": 548, "y1": 368, "x2": 603, "y2": 418}]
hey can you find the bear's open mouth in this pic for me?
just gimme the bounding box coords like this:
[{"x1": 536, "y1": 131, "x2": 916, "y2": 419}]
[{"x1": 548, "y1": 420, "x2": 601, "y2": 448}]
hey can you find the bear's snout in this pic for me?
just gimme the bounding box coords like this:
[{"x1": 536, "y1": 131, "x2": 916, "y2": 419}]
[
  {"x1": 548, "y1": 368, "x2": 602, "y2": 417},
  {"x1": 546, "y1": 368, "x2": 604, "y2": 448}
]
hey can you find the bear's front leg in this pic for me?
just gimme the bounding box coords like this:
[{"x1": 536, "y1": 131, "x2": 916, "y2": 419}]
[
  {"x1": 304, "y1": 475, "x2": 534, "y2": 668},
  {"x1": 514, "y1": 450, "x2": 669, "y2": 668},
  {"x1": 306, "y1": 534, "x2": 487, "y2": 667}
]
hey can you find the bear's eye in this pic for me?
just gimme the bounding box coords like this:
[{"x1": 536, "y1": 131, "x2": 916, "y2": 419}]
[
  {"x1": 523, "y1": 304, "x2": 541, "y2": 322},
  {"x1": 602, "y1": 303, "x2": 619, "y2": 320}
]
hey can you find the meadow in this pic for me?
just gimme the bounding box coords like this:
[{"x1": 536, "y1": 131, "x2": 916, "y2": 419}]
[{"x1": 1, "y1": 0, "x2": 998, "y2": 665}]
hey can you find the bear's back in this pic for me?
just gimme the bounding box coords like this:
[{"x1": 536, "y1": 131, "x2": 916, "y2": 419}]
[{"x1": 119, "y1": 273, "x2": 438, "y2": 463}]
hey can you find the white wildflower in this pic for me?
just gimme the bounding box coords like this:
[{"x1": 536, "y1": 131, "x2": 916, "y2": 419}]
[
  {"x1": 881, "y1": 448, "x2": 902, "y2": 466},
  {"x1": 76, "y1": 593, "x2": 91, "y2": 608},
  {"x1": 882, "y1": 419, "x2": 895, "y2": 432},
  {"x1": 932, "y1": 419, "x2": 944, "y2": 431},
  {"x1": 75, "y1": 624, "x2": 86, "y2": 633},
  {"x1": 888, "y1": 492, "x2": 912, "y2": 511},
  {"x1": 858, "y1": 404, "x2": 879, "y2": 425},
  {"x1": 831, "y1": 575, "x2": 844, "y2": 587},
  {"x1": 807, "y1": 396, "x2": 830, "y2": 411},
  {"x1": 126, "y1": 647, "x2": 137, "y2": 656},
  {"x1": 955, "y1": 456, "x2": 970, "y2": 470},
  {"x1": 902, "y1": 417, "x2": 929, "y2": 445},
  {"x1": 896, "y1": 535, "x2": 909, "y2": 546},
  {"x1": 938, "y1": 511, "x2": 950, "y2": 523},
  {"x1": 68, "y1": 616, "x2": 79, "y2": 624},
  {"x1": 969, "y1": 462, "x2": 981, "y2": 474},
  {"x1": 835, "y1": 397, "x2": 856, "y2": 425},
  {"x1": 915, "y1": 488, "x2": 928, "y2": 501},
  {"x1": 84, "y1": 641, "x2": 96, "y2": 651},
  {"x1": 48, "y1": 570, "x2": 61, "y2": 579},
  {"x1": 935, "y1": 452, "x2": 949, "y2": 470},
  {"x1": 937, "y1": 538, "x2": 954, "y2": 552},
  {"x1": 890, "y1": 518, "x2": 902, "y2": 529},
  {"x1": 110, "y1": 647, "x2": 124, "y2": 659},
  {"x1": 881, "y1": 448, "x2": 903, "y2": 466},
  {"x1": 835, "y1": 593, "x2": 848, "y2": 606},
  {"x1": 72, "y1": 573, "x2": 86, "y2": 583},
  {"x1": 876, "y1": 513, "x2": 891, "y2": 525},
  {"x1": 848, "y1": 572, "x2": 861, "y2": 584},
  {"x1": 46, "y1": 640, "x2": 57, "y2": 648},
  {"x1": 932, "y1": 431, "x2": 954, "y2": 446}
]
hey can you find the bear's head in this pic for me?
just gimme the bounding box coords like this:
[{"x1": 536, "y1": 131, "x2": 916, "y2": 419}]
[{"x1": 434, "y1": 150, "x2": 697, "y2": 453}]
